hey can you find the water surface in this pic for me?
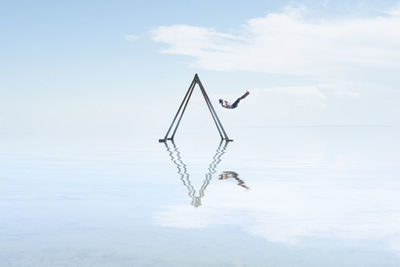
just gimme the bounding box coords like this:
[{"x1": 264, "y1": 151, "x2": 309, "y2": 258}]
[{"x1": 1, "y1": 127, "x2": 400, "y2": 266}]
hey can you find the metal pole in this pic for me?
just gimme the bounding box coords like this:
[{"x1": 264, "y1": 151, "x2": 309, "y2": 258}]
[
  {"x1": 159, "y1": 74, "x2": 233, "y2": 142},
  {"x1": 159, "y1": 77, "x2": 196, "y2": 142},
  {"x1": 196, "y1": 76, "x2": 232, "y2": 141},
  {"x1": 170, "y1": 77, "x2": 196, "y2": 139},
  {"x1": 197, "y1": 78, "x2": 224, "y2": 140}
]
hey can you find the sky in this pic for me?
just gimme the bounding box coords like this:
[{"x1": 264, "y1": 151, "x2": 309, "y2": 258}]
[{"x1": 1, "y1": 0, "x2": 400, "y2": 136}]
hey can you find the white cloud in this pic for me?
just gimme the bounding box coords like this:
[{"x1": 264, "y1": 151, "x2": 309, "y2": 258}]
[
  {"x1": 151, "y1": 7, "x2": 400, "y2": 83},
  {"x1": 151, "y1": 25, "x2": 243, "y2": 56},
  {"x1": 385, "y1": 3, "x2": 400, "y2": 16},
  {"x1": 150, "y1": 5, "x2": 400, "y2": 126}
]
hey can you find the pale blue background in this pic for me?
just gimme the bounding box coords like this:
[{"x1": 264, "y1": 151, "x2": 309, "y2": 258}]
[
  {"x1": 1, "y1": 1, "x2": 400, "y2": 266},
  {"x1": 1, "y1": 0, "x2": 400, "y2": 136}
]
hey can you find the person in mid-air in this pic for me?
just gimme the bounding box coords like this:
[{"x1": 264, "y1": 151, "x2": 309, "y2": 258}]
[{"x1": 219, "y1": 91, "x2": 250, "y2": 109}]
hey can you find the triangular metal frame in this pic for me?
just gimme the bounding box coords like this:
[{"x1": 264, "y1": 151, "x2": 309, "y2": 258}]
[{"x1": 159, "y1": 74, "x2": 232, "y2": 142}]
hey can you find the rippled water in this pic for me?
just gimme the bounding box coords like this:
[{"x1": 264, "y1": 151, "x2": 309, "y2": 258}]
[{"x1": 1, "y1": 127, "x2": 400, "y2": 266}]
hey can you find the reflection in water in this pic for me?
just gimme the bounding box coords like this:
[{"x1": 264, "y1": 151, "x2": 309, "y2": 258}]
[
  {"x1": 163, "y1": 140, "x2": 229, "y2": 207},
  {"x1": 219, "y1": 171, "x2": 249, "y2": 190}
]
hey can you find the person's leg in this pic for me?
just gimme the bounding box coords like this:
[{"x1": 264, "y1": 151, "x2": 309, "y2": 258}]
[
  {"x1": 231, "y1": 98, "x2": 241, "y2": 108},
  {"x1": 230, "y1": 92, "x2": 249, "y2": 109},
  {"x1": 239, "y1": 91, "x2": 249, "y2": 100}
]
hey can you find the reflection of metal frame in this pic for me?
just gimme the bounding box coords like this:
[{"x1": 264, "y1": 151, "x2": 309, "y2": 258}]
[
  {"x1": 162, "y1": 140, "x2": 229, "y2": 207},
  {"x1": 159, "y1": 74, "x2": 232, "y2": 142}
]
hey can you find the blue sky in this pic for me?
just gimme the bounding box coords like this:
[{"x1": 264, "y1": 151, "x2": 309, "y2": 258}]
[{"x1": 1, "y1": 0, "x2": 400, "y2": 135}]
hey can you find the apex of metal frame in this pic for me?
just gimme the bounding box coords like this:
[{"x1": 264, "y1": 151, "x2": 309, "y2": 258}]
[{"x1": 158, "y1": 74, "x2": 232, "y2": 142}]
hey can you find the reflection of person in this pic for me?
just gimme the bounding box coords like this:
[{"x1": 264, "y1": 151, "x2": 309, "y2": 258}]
[
  {"x1": 219, "y1": 91, "x2": 249, "y2": 109},
  {"x1": 219, "y1": 171, "x2": 249, "y2": 189}
]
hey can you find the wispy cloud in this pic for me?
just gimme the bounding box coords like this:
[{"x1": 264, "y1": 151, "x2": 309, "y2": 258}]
[
  {"x1": 150, "y1": 4, "x2": 400, "y2": 126},
  {"x1": 151, "y1": 6, "x2": 400, "y2": 83},
  {"x1": 152, "y1": 25, "x2": 243, "y2": 55},
  {"x1": 384, "y1": 3, "x2": 400, "y2": 16}
]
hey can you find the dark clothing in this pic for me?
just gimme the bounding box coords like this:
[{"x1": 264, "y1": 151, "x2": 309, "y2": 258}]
[
  {"x1": 230, "y1": 98, "x2": 241, "y2": 109},
  {"x1": 220, "y1": 91, "x2": 249, "y2": 109}
]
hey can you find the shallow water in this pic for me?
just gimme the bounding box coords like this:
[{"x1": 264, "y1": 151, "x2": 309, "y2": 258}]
[{"x1": 1, "y1": 127, "x2": 400, "y2": 266}]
